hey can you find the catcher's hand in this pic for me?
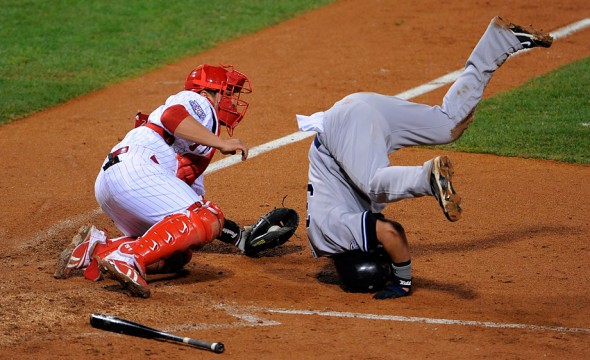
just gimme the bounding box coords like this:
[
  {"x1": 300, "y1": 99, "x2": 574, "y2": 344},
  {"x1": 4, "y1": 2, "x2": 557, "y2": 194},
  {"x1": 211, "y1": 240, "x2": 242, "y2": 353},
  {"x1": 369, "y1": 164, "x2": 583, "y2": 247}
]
[{"x1": 244, "y1": 208, "x2": 299, "y2": 257}]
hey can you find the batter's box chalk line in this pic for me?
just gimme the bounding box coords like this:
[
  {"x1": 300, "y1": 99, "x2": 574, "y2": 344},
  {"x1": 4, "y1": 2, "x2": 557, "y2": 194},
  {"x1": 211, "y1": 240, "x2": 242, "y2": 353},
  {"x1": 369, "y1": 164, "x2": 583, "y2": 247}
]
[
  {"x1": 220, "y1": 304, "x2": 590, "y2": 335},
  {"x1": 76, "y1": 303, "x2": 589, "y2": 342}
]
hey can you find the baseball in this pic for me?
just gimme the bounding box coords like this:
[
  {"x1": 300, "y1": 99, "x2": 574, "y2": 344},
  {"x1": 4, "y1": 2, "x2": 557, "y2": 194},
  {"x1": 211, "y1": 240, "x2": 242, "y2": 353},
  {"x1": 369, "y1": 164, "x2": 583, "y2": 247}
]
[{"x1": 268, "y1": 225, "x2": 282, "y2": 232}]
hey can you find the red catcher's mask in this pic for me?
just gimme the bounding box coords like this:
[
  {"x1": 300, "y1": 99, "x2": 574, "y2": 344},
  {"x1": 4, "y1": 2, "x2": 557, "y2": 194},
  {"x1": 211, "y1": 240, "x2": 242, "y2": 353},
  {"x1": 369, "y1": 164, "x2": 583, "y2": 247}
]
[{"x1": 184, "y1": 64, "x2": 252, "y2": 136}]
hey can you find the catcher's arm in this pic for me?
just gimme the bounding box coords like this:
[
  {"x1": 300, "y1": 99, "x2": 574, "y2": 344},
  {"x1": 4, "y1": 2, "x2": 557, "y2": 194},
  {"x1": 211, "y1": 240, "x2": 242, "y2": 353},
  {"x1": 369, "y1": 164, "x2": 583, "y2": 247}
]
[{"x1": 174, "y1": 114, "x2": 248, "y2": 160}]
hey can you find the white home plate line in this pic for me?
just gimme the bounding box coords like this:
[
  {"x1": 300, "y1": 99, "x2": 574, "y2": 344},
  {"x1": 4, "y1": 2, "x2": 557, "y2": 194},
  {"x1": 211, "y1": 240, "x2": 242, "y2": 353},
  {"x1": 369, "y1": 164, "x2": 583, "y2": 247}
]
[
  {"x1": 79, "y1": 305, "x2": 281, "y2": 340},
  {"x1": 259, "y1": 307, "x2": 590, "y2": 335},
  {"x1": 163, "y1": 304, "x2": 590, "y2": 335},
  {"x1": 161, "y1": 307, "x2": 281, "y2": 333},
  {"x1": 80, "y1": 302, "x2": 590, "y2": 340},
  {"x1": 27, "y1": 18, "x2": 590, "y2": 246}
]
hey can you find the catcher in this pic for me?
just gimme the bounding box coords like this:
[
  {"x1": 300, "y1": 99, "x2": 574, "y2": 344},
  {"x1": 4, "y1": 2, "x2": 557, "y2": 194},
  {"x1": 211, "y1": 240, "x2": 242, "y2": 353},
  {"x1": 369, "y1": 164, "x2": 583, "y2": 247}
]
[{"x1": 54, "y1": 64, "x2": 299, "y2": 298}]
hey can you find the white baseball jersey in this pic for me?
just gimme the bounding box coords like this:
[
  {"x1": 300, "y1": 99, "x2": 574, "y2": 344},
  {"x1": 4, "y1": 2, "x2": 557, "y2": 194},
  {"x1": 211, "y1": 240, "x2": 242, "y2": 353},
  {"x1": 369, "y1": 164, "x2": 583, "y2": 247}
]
[
  {"x1": 95, "y1": 90, "x2": 220, "y2": 237},
  {"x1": 299, "y1": 18, "x2": 523, "y2": 257}
]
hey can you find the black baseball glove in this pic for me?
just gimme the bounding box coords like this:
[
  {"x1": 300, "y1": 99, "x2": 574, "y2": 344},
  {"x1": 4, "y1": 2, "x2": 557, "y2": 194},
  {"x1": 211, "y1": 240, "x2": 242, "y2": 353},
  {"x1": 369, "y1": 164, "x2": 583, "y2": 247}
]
[{"x1": 243, "y1": 208, "x2": 299, "y2": 257}]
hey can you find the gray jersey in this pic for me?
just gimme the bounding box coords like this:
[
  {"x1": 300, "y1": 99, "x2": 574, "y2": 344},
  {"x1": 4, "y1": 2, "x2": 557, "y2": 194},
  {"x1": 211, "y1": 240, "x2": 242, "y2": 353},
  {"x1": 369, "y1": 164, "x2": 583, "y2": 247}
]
[{"x1": 299, "y1": 18, "x2": 523, "y2": 257}]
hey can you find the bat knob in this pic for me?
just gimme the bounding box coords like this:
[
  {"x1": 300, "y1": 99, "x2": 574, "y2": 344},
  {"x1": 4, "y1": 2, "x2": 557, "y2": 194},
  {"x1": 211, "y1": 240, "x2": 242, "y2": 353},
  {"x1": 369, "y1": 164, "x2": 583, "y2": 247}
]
[{"x1": 213, "y1": 342, "x2": 225, "y2": 353}]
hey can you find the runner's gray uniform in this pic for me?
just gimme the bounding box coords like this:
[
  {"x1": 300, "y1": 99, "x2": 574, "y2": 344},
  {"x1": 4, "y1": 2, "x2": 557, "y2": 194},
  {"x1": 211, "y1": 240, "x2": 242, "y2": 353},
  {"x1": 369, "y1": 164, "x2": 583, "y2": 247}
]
[{"x1": 297, "y1": 18, "x2": 524, "y2": 258}]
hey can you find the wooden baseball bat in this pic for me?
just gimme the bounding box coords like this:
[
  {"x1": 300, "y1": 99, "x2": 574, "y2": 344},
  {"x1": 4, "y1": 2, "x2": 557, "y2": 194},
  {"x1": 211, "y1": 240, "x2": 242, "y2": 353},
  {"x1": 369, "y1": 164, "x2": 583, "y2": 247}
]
[{"x1": 90, "y1": 313, "x2": 224, "y2": 354}]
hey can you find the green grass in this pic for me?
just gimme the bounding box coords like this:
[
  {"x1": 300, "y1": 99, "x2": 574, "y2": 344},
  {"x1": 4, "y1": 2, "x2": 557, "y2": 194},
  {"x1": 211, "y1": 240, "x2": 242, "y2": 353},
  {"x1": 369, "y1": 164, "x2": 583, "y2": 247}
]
[
  {"x1": 0, "y1": 0, "x2": 335, "y2": 125},
  {"x1": 437, "y1": 56, "x2": 590, "y2": 164}
]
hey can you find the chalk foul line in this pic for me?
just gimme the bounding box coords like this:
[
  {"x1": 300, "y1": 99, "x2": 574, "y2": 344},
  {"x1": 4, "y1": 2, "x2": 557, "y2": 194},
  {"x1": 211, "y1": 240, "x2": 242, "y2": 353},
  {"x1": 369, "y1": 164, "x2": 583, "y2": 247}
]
[
  {"x1": 205, "y1": 18, "x2": 590, "y2": 174},
  {"x1": 79, "y1": 303, "x2": 589, "y2": 341},
  {"x1": 218, "y1": 305, "x2": 589, "y2": 335}
]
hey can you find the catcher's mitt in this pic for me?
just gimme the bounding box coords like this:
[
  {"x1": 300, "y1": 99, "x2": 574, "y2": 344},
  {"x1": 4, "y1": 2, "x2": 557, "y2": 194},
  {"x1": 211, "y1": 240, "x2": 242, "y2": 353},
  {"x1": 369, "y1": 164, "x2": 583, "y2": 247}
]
[{"x1": 244, "y1": 208, "x2": 299, "y2": 257}]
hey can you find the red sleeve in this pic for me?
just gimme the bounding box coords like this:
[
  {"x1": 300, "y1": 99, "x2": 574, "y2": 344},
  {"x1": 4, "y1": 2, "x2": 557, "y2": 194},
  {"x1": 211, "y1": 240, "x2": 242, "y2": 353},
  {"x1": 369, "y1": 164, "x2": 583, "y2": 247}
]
[{"x1": 161, "y1": 104, "x2": 190, "y2": 133}]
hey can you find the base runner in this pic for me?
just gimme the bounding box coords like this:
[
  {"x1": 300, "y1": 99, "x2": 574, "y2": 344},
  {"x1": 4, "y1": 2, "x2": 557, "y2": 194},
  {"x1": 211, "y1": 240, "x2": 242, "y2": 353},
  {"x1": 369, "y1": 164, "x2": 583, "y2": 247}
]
[{"x1": 297, "y1": 17, "x2": 552, "y2": 299}]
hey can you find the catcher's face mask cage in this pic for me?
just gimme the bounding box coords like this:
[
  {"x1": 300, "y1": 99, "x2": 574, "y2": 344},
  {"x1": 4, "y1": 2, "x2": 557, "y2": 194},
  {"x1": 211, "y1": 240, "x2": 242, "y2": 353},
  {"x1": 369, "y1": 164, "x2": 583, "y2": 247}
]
[{"x1": 184, "y1": 64, "x2": 252, "y2": 136}]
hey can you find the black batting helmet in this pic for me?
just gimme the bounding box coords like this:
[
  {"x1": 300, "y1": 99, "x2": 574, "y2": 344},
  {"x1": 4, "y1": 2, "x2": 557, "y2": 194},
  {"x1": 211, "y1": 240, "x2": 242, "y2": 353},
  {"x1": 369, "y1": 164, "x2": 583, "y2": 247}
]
[{"x1": 333, "y1": 249, "x2": 392, "y2": 292}]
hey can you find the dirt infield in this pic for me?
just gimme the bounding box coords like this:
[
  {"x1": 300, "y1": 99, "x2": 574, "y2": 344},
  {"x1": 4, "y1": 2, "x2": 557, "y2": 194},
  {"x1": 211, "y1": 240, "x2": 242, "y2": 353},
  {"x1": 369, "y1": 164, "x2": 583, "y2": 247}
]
[{"x1": 1, "y1": 0, "x2": 589, "y2": 359}]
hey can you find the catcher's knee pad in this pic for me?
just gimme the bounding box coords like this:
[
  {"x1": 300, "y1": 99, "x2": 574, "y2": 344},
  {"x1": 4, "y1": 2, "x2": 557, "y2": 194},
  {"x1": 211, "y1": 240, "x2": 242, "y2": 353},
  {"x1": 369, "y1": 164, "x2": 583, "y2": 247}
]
[
  {"x1": 186, "y1": 200, "x2": 225, "y2": 244},
  {"x1": 333, "y1": 249, "x2": 392, "y2": 292},
  {"x1": 131, "y1": 201, "x2": 225, "y2": 268}
]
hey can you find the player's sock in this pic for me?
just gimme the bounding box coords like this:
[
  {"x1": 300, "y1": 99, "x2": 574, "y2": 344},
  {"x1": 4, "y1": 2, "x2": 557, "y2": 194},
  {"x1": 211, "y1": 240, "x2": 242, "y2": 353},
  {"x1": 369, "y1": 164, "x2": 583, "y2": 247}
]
[{"x1": 373, "y1": 260, "x2": 412, "y2": 300}]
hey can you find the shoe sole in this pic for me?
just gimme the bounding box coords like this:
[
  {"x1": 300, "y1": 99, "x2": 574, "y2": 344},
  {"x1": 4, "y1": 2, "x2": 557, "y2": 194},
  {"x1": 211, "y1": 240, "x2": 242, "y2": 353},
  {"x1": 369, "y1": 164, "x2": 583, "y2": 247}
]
[
  {"x1": 431, "y1": 156, "x2": 462, "y2": 222},
  {"x1": 493, "y1": 16, "x2": 553, "y2": 48},
  {"x1": 99, "y1": 259, "x2": 151, "y2": 298},
  {"x1": 53, "y1": 224, "x2": 92, "y2": 279}
]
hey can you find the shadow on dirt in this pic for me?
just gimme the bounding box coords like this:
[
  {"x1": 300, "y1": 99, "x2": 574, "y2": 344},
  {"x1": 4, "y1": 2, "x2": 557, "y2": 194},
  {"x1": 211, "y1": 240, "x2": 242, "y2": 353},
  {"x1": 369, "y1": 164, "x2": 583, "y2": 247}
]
[
  {"x1": 200, "y1": 241, "x2": 303, "y2": 257},
  {"x1": 314, "y1": 258, "x2": 477, "y2": 299},
  {"x1": 411, "y1": 225, "x2": 580, "y2": 256}
]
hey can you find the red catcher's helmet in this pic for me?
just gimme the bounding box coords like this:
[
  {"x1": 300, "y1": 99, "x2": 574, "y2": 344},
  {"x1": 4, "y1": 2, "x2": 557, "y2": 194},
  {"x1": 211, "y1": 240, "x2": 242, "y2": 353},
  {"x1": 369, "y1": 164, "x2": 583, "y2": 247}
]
[{"x1": 184, "y1": 64, "x2": 252, "y2": 136}]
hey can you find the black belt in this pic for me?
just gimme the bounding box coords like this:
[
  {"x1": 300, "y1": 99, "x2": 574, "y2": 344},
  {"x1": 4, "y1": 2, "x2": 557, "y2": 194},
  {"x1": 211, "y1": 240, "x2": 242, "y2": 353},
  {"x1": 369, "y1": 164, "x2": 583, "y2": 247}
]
[
  {"x1": 102, "y1": 146, "x2": 129, "y2": 171},
  {"x1": 313, "y1": 135, "x2": 322, "y2": 149}
]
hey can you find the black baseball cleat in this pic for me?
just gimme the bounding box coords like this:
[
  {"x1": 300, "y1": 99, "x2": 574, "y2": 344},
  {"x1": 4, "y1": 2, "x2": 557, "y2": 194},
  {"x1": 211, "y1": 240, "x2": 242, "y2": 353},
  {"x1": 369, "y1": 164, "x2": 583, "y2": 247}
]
[
  {"x1": 430, "y1": 155, "x2": 462, "y2": 222},
  {"x1": 494, "y1": 16, "x2": 553, "y2": 49}
]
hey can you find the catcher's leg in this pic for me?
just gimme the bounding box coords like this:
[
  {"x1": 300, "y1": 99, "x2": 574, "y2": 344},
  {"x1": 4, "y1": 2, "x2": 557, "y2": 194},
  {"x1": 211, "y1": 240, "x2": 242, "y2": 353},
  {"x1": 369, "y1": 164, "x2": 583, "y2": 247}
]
[
  {"x1": 98, "y1": 201, "x2": 225, "y2": 298},
  {"x1": 54, "y1": 224, "x2": 133, "y2": 280},
  {"x1": 145, "y1": 249, "x2": 193, "y2": 274},
  {"x1": 54, "y1": 224, "x2": 103, "y2": 279}
]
